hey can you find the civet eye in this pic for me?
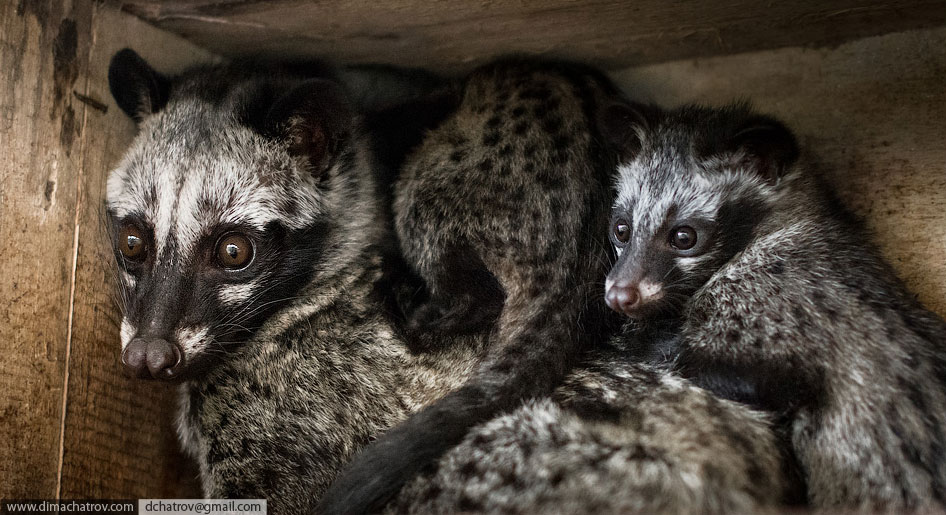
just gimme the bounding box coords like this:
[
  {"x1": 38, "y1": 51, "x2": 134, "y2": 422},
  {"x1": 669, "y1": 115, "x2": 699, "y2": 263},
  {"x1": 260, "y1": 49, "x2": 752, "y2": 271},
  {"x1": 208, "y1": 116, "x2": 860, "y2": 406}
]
[
  {"x1": 613, "y1": 219, "x2": 631, "y2": 244},
  {"x1": 670, "y1": 226, "x2": 697, "y2": 251},
  {"x1": 119, "y1": 225, "x2": 147, "y2": 261},
  {"x1": 216, "y1": 233, "x2": 254, "y2": 270}
]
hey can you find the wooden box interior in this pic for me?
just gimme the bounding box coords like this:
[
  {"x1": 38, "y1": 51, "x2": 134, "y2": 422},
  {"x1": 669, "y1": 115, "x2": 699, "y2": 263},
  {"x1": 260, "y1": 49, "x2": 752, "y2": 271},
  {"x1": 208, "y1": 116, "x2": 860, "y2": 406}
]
[{"x1": 1, "y1": 0, "x2": 943, "y2": 499}]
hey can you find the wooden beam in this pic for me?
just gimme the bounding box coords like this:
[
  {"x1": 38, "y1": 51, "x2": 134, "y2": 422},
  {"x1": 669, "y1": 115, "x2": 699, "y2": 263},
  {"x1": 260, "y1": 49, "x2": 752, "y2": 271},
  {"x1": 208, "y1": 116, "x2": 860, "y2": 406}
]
[{"x1": 119, "y1": 0, "x2": 946, "y2": 72}]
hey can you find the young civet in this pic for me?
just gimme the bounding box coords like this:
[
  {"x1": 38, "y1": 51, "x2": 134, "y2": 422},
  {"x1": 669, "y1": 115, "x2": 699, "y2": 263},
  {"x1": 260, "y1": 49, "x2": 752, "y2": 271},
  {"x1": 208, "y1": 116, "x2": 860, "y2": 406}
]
[
  {"x1": 105, "y1": 49, "x2": 487, "y2": 513},
  {"x1": 600, "y1": 102, "x2": 946, "y2": 509},
  {"x1": 319, "y1": 58, "x2": 623, "y2": 513}
]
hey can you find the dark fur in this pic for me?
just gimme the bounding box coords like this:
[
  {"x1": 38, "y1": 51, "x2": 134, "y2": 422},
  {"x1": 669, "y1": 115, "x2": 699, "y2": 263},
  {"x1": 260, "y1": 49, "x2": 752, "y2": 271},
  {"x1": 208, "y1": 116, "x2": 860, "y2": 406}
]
[{"x1": 319, "y1": 58, "x2": 629, "y2": 513}]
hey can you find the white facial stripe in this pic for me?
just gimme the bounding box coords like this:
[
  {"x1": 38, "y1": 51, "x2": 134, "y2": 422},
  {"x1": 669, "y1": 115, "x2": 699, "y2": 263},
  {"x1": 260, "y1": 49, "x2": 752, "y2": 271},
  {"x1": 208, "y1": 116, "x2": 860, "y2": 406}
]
[
  {"x1": 639, "y1": 280, "x2": 664, "y2": 301},
  {"x1": 107, "y1": 138, "x2": 156, "y2": 219},
  {"x1": 677, "y1": 253, "x2": 714, "y2": 273},
  {"x1": 120, "y1": 318, "x2": 136, "y2": 350},
  {"x1": 176, "y1": 326, "x2": 210, "y2": 360},
  {"x1": 106, "y1": 100, "x2": 327, "y2": 267},
  {"x1": 614, "y1": 161, "x2": 645, "y2": 209},
  {"x1": 152, "y1": 159, "x2": 179, "y2": 257},
  {"x1": 617, "y1": 154, "x2": 739, "y2": 250},
  {"x1": 219, "y1": 279, "x2": 260, "y2": 306}
]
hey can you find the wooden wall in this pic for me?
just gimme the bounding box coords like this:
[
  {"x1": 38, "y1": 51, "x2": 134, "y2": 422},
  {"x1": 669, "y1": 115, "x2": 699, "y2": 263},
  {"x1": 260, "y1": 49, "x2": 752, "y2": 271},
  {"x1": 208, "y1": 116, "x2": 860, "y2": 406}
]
[
  {"x1": 0, "y1": 1, "x2": 211, "y2": 500},
  {"x1": 0, "y1": 0, "x2": 943, "y2": 501}
]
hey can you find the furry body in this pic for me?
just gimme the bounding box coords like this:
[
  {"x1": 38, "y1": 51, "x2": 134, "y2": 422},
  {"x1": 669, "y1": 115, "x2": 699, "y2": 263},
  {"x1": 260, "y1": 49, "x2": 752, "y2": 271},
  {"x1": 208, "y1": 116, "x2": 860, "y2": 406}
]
[
  {"x1": 107, "y1": 53, "x2": 792, "y2": 513},
  {"x1": 319, "y1": 58, "x2": 623, "y2": 512},
  {"x1": 602, "y1": 103, "x2": 946, "y2": 509},
  {"x1": 176, "y1": 274, "x2": 485, "y2": 510},
  {"x1": 394, "y1": 342, "x2": 789, "y2": 514},
  {"x1": 105, "y1": 50, "x2": 484, "y2": 512}
]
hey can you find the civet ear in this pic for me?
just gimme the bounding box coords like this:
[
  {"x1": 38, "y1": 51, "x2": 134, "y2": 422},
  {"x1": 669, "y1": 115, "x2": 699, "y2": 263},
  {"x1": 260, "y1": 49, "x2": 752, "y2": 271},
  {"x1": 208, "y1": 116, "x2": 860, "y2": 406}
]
[
  {"x1": 729, "y1": 116, "x2": 799, "y2": 184},
  {"x1": 265, "y1": 79, "x2": 354, "y2": 179},
  {"x1": 108, "y1": 48, "x2": 170, "y2": 124},
  {"x1": 599, "y1": 101, "x2": 654, "y2": 161}
]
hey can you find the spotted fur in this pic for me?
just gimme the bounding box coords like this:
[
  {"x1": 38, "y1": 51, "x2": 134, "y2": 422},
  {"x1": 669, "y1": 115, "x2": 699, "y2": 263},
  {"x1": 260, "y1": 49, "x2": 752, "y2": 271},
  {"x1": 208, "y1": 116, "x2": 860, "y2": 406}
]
[
  {"x1": 602, "y1": 102, "x2": 946, "y2": 510},
  {"x1": 317, "y1": 58, "x2": 625, "y2": 513},
  {"x1": 393, "y1": 339, "x2": 791, "y2": 514}
]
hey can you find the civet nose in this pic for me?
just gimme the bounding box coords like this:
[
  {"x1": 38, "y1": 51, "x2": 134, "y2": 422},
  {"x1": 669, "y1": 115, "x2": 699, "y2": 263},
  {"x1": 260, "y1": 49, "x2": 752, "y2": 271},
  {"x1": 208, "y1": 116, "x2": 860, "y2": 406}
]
[
  {"x1": 122, "y1": 337, "x2": 183, "y2": 380},
  {"x1": 605, "y1": 283, "x2": 641, "y2": 316}
]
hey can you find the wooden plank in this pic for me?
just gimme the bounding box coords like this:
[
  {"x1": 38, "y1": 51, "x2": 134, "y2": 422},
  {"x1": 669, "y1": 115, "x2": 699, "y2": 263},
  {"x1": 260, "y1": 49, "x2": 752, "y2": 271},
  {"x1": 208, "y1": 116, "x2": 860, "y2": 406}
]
[
  {"x1": 0, "y1": 0, "x2": 93, "y2": 500},
  {"x1": 613, "y1": 26, "x2": 946, "y2": 317},
  {"x1": 57, "y1": 4, "x2": 214, "y2": 498},
  {"x1": 118, "y1": 0, "x2": 946, "y2": 72}
]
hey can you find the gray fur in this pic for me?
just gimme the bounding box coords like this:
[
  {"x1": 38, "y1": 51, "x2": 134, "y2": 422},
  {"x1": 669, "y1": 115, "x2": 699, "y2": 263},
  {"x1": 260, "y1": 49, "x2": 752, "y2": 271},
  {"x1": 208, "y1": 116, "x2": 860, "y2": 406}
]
[
  {"x1": 106, "y1": 51, "x2": 486, "y2": 513},
  {"x1": 336, "y1": 63, "x2": 447, "y2": 112},
  {"x1": 395, "y1": 353, "x2": 788, "y2": 514},
  {"x1": 177, "y1": 286, "x2": 485, "y2": 511},
  {"x1": 603, "y1": 103, "x2": 946, "y2": 510}
]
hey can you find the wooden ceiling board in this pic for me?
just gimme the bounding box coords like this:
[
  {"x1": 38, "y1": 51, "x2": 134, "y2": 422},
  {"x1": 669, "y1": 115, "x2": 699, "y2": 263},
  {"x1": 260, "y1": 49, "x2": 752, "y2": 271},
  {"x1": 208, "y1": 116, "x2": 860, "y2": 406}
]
[{"x1": 118, "y1": 0, "x2": 946, "y2": 71}]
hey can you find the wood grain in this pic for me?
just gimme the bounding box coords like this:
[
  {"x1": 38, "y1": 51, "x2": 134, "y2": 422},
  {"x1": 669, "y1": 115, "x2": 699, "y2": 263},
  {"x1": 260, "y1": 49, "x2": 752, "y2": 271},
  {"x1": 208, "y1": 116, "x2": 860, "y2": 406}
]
[
  {"x1": 613, "y1": 26, "x2": 946, "y2": 317},
  {"x1": 117, "y1": 0, "x2": 946, "y2": 72},
  {"x1": 0, "y1": 0, "x2": 92, "y2": 499},
  {"x1": 58, "y1": 4, "x2": 213, "y2": 499},
  {"x1": 0, "y1": 0, "x2": 211, "y2": 500}
]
